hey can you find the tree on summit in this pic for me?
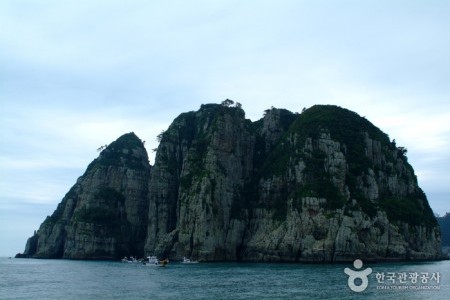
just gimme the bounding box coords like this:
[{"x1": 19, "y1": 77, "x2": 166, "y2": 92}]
[
  {"x1": 221, "y1": 99, "x2": 234, "y2": 107},
  {"x1": 97, "y1": 144, "x2": 108, "y2": 152},
  {"x1": 397, "y1": 146, "x2": 407, "y2": 157},
  {"x1": 156, "y1": 130, "x2": 165, "y2": 142}
]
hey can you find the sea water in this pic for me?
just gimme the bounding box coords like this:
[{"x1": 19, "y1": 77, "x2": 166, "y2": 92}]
[{"x1": 0, "y1": 258, "x2": 449, "y2": 299}]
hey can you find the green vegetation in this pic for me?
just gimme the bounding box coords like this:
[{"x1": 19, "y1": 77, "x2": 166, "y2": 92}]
[
  {"x1": 290, "y1": 105, "x2": 390, "y2": 176},
  {"x1": 379, "y1": 188, "x2": 437, "y2": 228},
  {"x1": 178, "y1": 136, "x2": 211, "y2": 189},
  {"x1": 86, "y1": 132, "x2": 147, "y2": 172},
  {"x1": 255, "y1": 108, "x2": 298, "y2": 177},
  {"x1": 253, "y1": 105, "x2": 435, "y2": 227},
  {"x1": 73, "y1": 207, "x2": 118, "y2": 225},
  {"x1": 160, "y1": 103, "x2": 436, "y2": 229},
  {"x1": 302, "y1": 153, "x2": 346, "y2": 210},
  {"x1": 94, "y1": 187, "x2": 125, "y2": 205},
  {"x1": 72, "y1": 206, "x2": 127, "y2": 237},
  {"x1": 69, "y1": 187, "x2": 127, "y2": 236},
  {"x1": 176, "y1": 103, "x2": 247, "y2": 190},
  {"x1": 261, "y1": 141, "x2": 295, "y2": 177},
  {"x1": 354, "y1": 194, "x2": 378, "y2": 218},
  {"x1": 257, "y1": 106, "x2": 356, "y2": 218}
]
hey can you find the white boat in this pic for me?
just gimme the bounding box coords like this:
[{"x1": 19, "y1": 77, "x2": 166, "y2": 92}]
[
  {"x1": 144, "y1": 256, "x2": 169, "y2": 267},
  {"x1": 181, "y1": 257, "x2": 198, "y2": 264},
  {"x1": 147, "y1": 256, "x2": 158, "y2": 264},
  {"x1": 121, "y1": 256, "x2": 138, "y2": 263}
]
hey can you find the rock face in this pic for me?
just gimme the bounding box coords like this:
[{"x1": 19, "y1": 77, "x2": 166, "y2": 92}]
[
  {"x1": 20, "y1": 133, "x2": 151, "y2": 259},
  {"x1": 19, "y1": 104, "x2": 442, "y2": 262},
  {"x1": 145, "y1": 104, "x2": 256, "y2": 260}
]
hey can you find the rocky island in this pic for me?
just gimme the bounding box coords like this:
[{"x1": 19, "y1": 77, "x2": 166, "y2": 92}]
[{"x1": 17, "y1": 102, "x2": 442, "y2": 262}]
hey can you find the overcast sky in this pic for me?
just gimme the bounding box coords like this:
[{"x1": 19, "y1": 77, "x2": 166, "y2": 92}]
[{"x1": 1, "y1": 0, "x2": 449, "y2": 257}]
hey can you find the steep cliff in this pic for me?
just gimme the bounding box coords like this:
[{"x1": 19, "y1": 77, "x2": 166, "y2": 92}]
[
  {"x1": 144, "y1": 104, "x2": 255, "y2": 260},
  {"x1": 20, "y1": 132, "x2": 151, "y2": 259},
  {"x1": 241, "y1": 106, "x2": 440, "y2": 262},
  {"x1": 19, "y1": 103, "x2": 442, "y2": 262},
  {"x1": 144, "y1": 104, "x2": 441, "y2": 262}
]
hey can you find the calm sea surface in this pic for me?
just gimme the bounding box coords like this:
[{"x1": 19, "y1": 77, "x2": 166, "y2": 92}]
[{"x1": 1, "y1": 258, "x2": 449, "y2": 299}]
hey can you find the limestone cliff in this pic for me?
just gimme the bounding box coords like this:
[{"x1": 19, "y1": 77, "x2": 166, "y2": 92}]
[
  {"x1": 239, "y1": 106, "x2": 441, "y2": 262},
  {"x1": 19, "y1": 103, "x2": 442, "y2": 262},
  {"x1": 144, "y1": 104, "x2": 441, "y2": 262},
  {"x1": 144, "y1": 104, "x2": 255, "y2": 260},
  {"x1": 20, "y1": 132, "x2": 151, "y2": 259}
]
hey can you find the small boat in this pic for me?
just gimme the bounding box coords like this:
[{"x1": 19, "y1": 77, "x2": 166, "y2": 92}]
[
  {"x1": 121, "y1": 256, "x2": 138, "y2": 263},
  {"x1": 181, "y1": 257, "x2": 198, "y2": 264},
  {"x1": 144, "y1": 256, "x2": 169, "y2": 267},
  {"x1": 158, "y1": 258, "x2": 169, "y2": 267},
  {"x1": 147, "y1": 256, "x2": 158, "y2": 264}
]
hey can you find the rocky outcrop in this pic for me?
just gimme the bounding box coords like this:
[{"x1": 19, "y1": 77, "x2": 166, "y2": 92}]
[
  {"x1": 144, "y1": 104, "x2": 255, "y2": 260},
  {"x1": 18, "y1": 103, "x2": 442, "y2": 262},
  {"x1": 144, "y1": 104, "x2": 441, "y2": 262},
  {"x1": 19, "y1": 133, "x2": 151, "y2": 259}
]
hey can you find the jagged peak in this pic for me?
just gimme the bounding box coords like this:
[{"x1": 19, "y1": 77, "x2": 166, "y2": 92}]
[
  {"x1": 86, "y1": 132, "x2": 149, "y2": 172},
  {"x1": 159, "y1": 102, "x2": 247, "y2": 143},
  {"x1": 261, "y1": 107, "x2": 297, "y2": 131},
  {"x1": 290, "y1": 104, "x2": 390, "y2": 144},
  {"x1": 262, "y1": 106, "x2": 295, "y2": 116},
  {"x1": 199, "y1": 101, "x2": 245, "y2": 116},
  {"x1": 105, "y1": 132, "x2": 145, "y2": 151}
]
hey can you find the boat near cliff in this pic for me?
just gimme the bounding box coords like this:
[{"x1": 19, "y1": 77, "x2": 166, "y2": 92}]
[
  {"x1": 143, "y1": 256, "x2": 169, "y2": 267},
  {"x1": 181, "y1": 257, "x2": 199, "y2": 264},
  {"x1": 121, "y1": 256, "x2": 139, "y2": 263},
  {"x1": 146, "y1": 256, "x2": 158, "y2": 264}
]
